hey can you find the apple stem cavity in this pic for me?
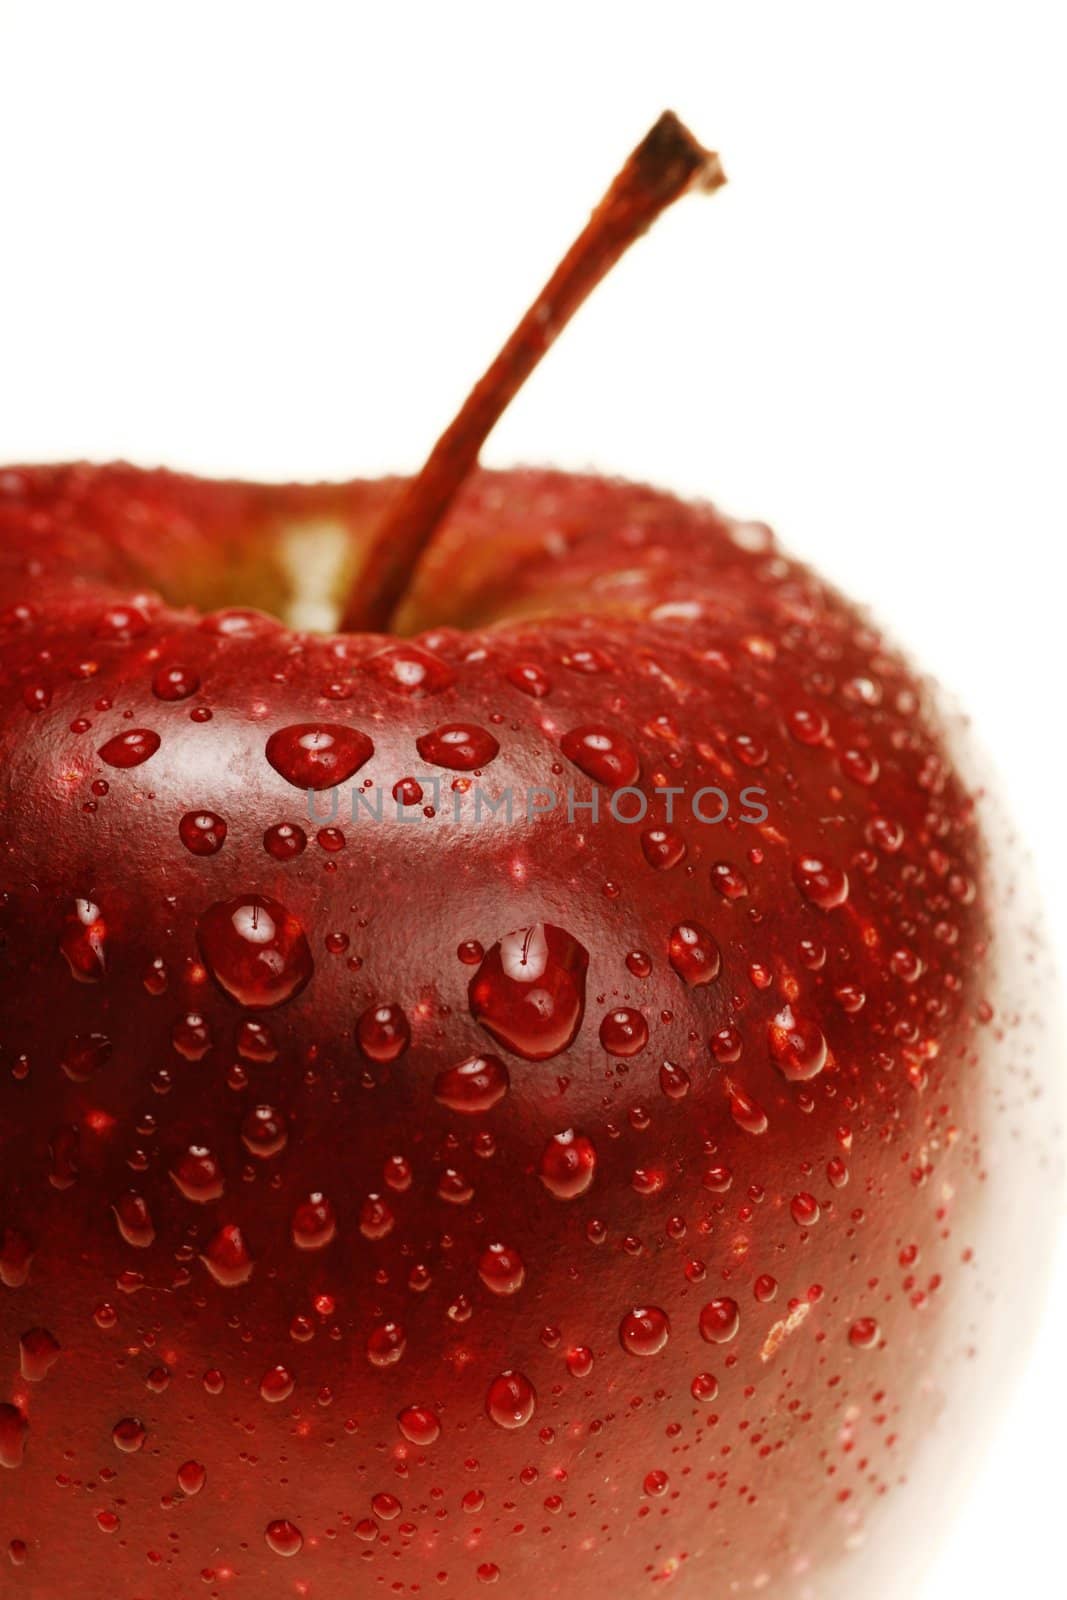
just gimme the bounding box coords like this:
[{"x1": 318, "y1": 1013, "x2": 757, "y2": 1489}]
[{"x1": 341, "y1": 111, "x2": 726, "y2": 634}]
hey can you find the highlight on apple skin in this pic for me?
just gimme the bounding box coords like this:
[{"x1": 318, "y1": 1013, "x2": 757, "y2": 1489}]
[{"x1": 0, "y1": 114, "x2": 1059, "y2": 1599}]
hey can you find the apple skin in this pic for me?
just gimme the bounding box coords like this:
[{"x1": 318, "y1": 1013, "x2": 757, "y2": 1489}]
[{"x1": 0, "y1": 460, "x2": 1018, "y2": 1596}]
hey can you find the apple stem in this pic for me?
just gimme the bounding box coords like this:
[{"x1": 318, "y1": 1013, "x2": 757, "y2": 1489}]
[{"x1": 340, "y1": 111, "x2": 726, "y2": 634}]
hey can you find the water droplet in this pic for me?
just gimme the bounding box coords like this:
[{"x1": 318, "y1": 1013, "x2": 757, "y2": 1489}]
[
  {"x1": 201, "y1": 1223, "x2": 254, "y2": 1286},
  {"x1": 179, "y1": 811, "x2": 228, "y2": 856},
  {"x1": 790, "y1": 1192, "x2": 820, "y2": 1227},
  {"x1": 241, "y1": 1104, "x2": 288, "y2": 1157},
  {"x1": 152, "y1": 664, "x2": 200, "y2": 701},
  {"x1": 236, "y1": 1019, "x2": 278, "y2": 1061},
  {"x1": 416, "y1": 723, "x2": 499, "y2": 771},
  {"x1": 787, "y1": 706, "x2": 829, "y2": 745},
  {"x1": 59, "y1": 898, "x2": 107, "y2": 982},
  {"x1": 266, "y1": 723, "x2": 373, "y2": 789},
  {"x1": 566, "y1": 1346, "x2": 594, "y2": 1378},
  {"x1": 265, "y1": 1520, "x2": 303, "y2": 1557},
  {"x1": 619, "y1": 1306, "x2": 670, "y2": 1357},
  {"x1": 470, "y1": 924, "x2": 588, "y2": 1061},
  {"x1": 357, "y1": 1002, "x2": 410, "y2": 1063},
  {"x1": 768, "y1": 1007, "x2": 827, "y2": 1081},
  {"x1": 699, "y1": 1298, "x2": 740, "y2": 1344},
  {"x1": 793, "y1": 856, "x2": 849, "y2": 910},
  {"x1": 434, "y1": 1055, "x2": 510, "y2": 1113},
  {"x1": 538, "y1": 1130, "x2": 596, "y2": 1199},
  {"x1": 112, "y1": 1417, "x2": 146, "y2": 1453},
  {"x1": 197, "y1": 894, "x2": 313, "y2": 1008},
  {"x1": 644, "y1": 1469, "x2": 670, "y2": 1497},
  {"x1": 113, "y1": 1191, "x2": 155, "y2": 1247},
  {"x1": 0, "y1": 1227, "x2": 33, "y2": 1289},
  {"x1": 292, "y1": 1192, "x2": 336, "y2": 1249},
  {"x1": 367, "y1": 1322, "x2": 406, "y2": 1367},
  {"x1": 506, "y1": 662, "x2": 551, "y2": 697},
  {"x1": 0, "y1": 1403, "x2": 28, "y2": 1468},
  {"x1": 711, "y1": 861, "x2": 748, "y2": 900},
  {"x1": 359, "y1": 1194, "x2": 395, "y2": 1239},
  {"x1": 260, "y1": 1365, "x2": 295, "y2": 1403},
  {"x1": 478, "y1": 1243, "x2": 525, "y2": 1295},
  {"x1": 170, "y1": 1145, "x2": 224, "y2": 1202},
  {"x1": 263, "y1": 822, "x2": 307, "y2": 860},
  {"x1": 19, "y1": 1327, "x2": 60, "y2": 1382},
  {"x1": 60, "y1": 1031, "x2": 112, "y2": 1083},
  {"x1": 691, "y1": 1372, "x2": 719, "y2": 1403},
  {"x1": 365, "y1": 642, "x2": 454, "y2": 696},
  {"x1": 848, "y1": 1317, "x2": 881, "y2": 1350},
  {"x1": 98, "y1": 728, "x2": 160, "y2": 768},
  {"x1": 398, "y1": 1405, "x2": 441, "y2": 1446},
  {"x1": 840, "y1": 748, "x2": 879, "y2": 786},
  {"x1": 599, "y1": 1007, "x2": 649, "y2": 1058},
  {"x1": 177, "y1": 1460, "x2": 206, "y2": 1496},
  {"x1": 171, "y1": 1013, "x2": 212, "y2": 1060},
  {"x1": 668, "y1": 923, "x2": 721, "y2": 986},
  {"x1": 659, "y1": 1060, "x2": 691, "y2": 1100},
  {"x1": 641, "y1": 827, "x2": 686, "y2": 870},
  {"x1": 726, "y1": 1083, "x2": 768, "y2": 1135},
  {"x1": 561, "y1": 726, "x2": 639, "y2": 788},
  {"x1": 486, "y1": 1371, "x2": 536, "y2": 1429}
]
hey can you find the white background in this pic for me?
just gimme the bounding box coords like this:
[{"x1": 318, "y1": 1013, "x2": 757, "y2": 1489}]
[{"x1": 1, "y1": 3, "x2": 1064, "y2": 1593}]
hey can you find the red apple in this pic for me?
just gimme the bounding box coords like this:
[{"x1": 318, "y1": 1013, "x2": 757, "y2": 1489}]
[{"x1": 0, "y1": 114, "x2": 1053, "y2": 1598}]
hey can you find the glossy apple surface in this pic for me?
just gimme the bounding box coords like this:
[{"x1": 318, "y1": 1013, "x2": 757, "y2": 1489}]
[{"x1": 0, "y1": 460, "x2": 1054, "y2": 1598}]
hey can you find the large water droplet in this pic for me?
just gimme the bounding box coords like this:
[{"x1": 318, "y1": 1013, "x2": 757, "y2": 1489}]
[
  {"x1": 291, "y1": 1192, "x2": 336, "y2": 1249},
  {"x1": 0, "y1": 1404, "x2": 29, "y2": 1468},
  {"x1": 170, "y1": 1145, "x2": 225, "y2": 1202},
  {"x1": 469, "y1": 924, "x2": 588, "y2": 1061},
  {"x1": 265, "y1": 723, "x2": 373, "y2": 789},
  {"x1": 197, "y1": 895, "x2": 313, "y2": 1008}
]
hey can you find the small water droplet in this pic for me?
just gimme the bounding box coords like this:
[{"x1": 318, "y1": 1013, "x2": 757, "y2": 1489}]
[
  {"x1": 793, "y1": 855, "x2": 849, "y2": 910},
  {"x1": 434, "y1": 1054, "x2": 510, "y2": 1113},
  {"x1": 768, "y1": 1007, "x2": 827, "y2": 1081},
  {"x1": 177, "y1": 1460, "x2": 206, "y2": 1496},
  {"x1": 241, "y1": 1104, "x2": 288, "y2": 1157},
  {"x1": 561, "y1": 725, "x2": 640, "y2": 788},
  {"x1": 357, "y1": 1002, "x2": 410, "y2": 1062},
  {"x1": 668, "y1": 923, "x2": 721, "y2": 986},
  {"x1": 260, "y1": 1365, "x2": 295, "y2": 1403},
  {"x1": 18, "y1": 1327, "x2": 60, "y2": 1382},
  {"x1": 112, "y1": 1417, "x2": 146, "y2": 1453},
  {"x1": 59, "y1": 898, "x2": 107, "y2": 982},
  {"x1": 365, "y1": 642, "x2": 454, "y2": 696},
  {"x1": 848, "y1": 1317, "x2": 881, "y2": 1349},
  {"x1": 263, "y1": 821, "x2": 308, "y2": 860},
  {"x1": 291, "y1": 1192, "x2": 336, "y2": 1249},
  {"x1": 397, "y1": 1405, "x2": 441, "y2": 1446},
  {"x1": 152, "y1": 664, "x2": 200, "y2": 701},
  {"x1": 179, "y1": 811, "x2": 228, "y2": 856},
  {"x1": 201, "y1": 1223, "x2": 254, "y2": 1286},
  {"x1": 170, "y1": 1145, "x2": 224, "y2": 1202},
  {"x1": 641, "y1": 827, "x2": 686, "y2": 870},
  {"x1": 599, "y1": 1007, "x2": 648, "y2": 1058},
  {"x1": 538, "y1": 1130, "x2": 596, "y2": 1199}
]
